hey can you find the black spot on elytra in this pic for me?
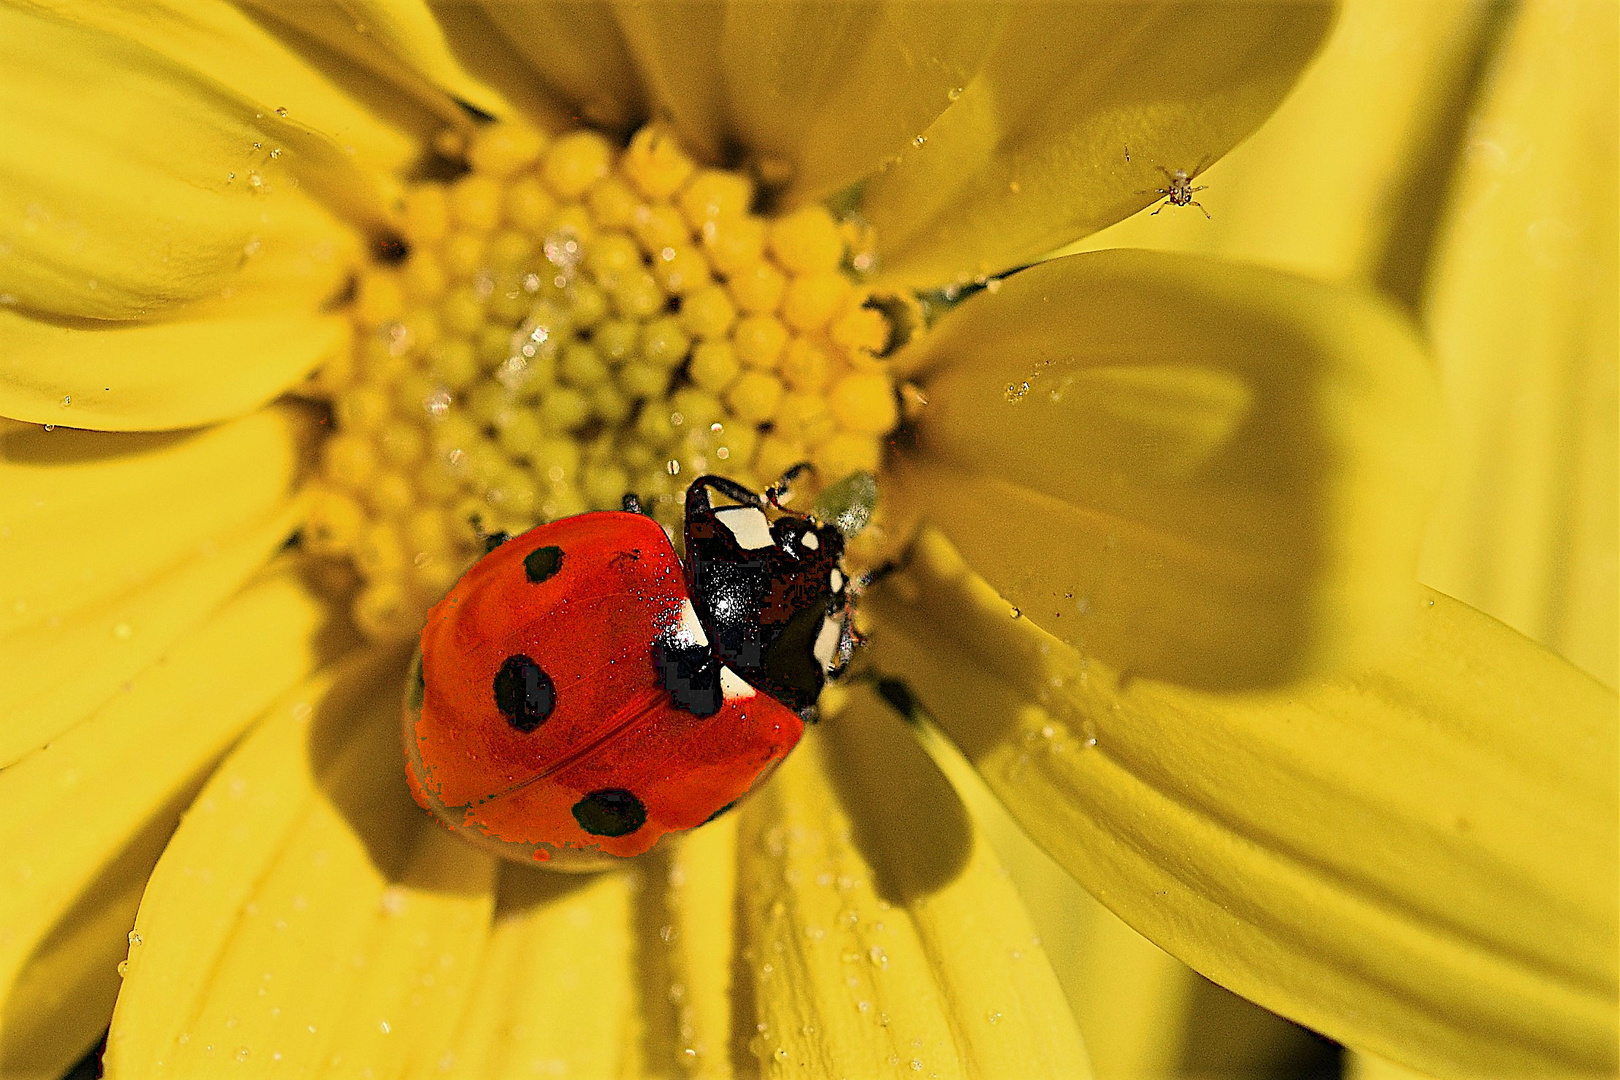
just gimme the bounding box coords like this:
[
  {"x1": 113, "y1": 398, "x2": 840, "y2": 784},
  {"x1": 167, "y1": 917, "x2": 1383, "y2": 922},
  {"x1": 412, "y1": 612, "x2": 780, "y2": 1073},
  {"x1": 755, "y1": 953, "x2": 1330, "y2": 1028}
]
[
  {"x1": 651, "y1": 638, "x2": 722, "y2": 717},
  {"x1": 493, "y1": 655, "x2": 555, "y2": 732},
  {"x1": 572, "y1": 788, "x2": 646, "y2": 837},
  {"x1": 523, "y1": 544, "x2": 564, "y2": 584}
]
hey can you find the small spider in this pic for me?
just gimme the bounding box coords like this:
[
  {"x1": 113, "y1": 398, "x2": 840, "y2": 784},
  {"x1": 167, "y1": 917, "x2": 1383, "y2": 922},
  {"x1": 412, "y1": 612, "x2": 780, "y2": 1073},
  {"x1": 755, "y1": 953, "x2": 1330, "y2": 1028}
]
[{"x1": 1140, "y1": 157, "x2": 1211, "y2": 219}]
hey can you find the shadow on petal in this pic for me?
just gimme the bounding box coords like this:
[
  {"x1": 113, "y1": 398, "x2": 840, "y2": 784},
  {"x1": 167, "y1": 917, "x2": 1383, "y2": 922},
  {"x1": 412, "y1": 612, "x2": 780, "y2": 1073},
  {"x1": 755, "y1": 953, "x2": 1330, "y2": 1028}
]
[{"x1": 822, "y1": 687, "x2": 973, "y2": 904}]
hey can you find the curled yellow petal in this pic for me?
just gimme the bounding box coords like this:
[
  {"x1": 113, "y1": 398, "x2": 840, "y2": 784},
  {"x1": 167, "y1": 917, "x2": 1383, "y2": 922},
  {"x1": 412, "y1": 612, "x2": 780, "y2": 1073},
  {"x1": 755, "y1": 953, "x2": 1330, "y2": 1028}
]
[
  {"x1": 0, "y1": 307, "x2": 348, "y2": 431},
  {"x1": 0, "y1": 6, "x2": 356, "y2": 321},
  {"x1": 106, "y1": 649, "x2": 499, "y2": 1077},
  {"x1": 894, "y1": 248, "x2": 1439, "y2": 690},
  {"x1": 0, "y1": 566, "x2": 338, "y2": 1079},
  {"x1": 1418, "y1": 0, "x2": 1619, "y2": 687},
  {"x1": 868, "y1": 528, "x2": 1618, "y2": 1080},
  {"x1": 862, "y1": 2, "x2": 1334, "y2": 289},
  {"x1": 737, "y1": 691, "x2": 1090, "y2": 1077},
  {"x1": 237, "y1": 0, "x2": 532, "y2": 130}
]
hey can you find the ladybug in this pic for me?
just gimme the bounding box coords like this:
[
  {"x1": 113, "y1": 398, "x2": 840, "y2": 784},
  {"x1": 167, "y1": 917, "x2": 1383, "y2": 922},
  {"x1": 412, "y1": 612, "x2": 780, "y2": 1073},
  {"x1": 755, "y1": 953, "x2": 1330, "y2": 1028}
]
[{"x1": 403, "y1": 472, "x2": 859, "y2": 868}]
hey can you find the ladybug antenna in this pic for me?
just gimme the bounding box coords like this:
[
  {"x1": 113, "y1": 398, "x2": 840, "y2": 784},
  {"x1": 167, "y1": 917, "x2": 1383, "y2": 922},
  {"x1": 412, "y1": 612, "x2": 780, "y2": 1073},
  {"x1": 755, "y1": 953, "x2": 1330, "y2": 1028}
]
[
  {"x1": 687, "y1": 475, "x2": 766, "y2": 516},
  {"x1": 765, "y1": 462, "x2": 817, "y2": 512},
  {"x1": 621, "y1": 492, "x2": 645, "y2": 515}
]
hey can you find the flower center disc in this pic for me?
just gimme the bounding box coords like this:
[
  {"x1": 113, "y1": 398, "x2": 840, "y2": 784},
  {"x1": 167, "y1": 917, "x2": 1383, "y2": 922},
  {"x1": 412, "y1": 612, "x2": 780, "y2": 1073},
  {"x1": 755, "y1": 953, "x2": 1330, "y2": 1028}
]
[{"x1": 304, "y1": 122, "x2": 904, "y2": 639}]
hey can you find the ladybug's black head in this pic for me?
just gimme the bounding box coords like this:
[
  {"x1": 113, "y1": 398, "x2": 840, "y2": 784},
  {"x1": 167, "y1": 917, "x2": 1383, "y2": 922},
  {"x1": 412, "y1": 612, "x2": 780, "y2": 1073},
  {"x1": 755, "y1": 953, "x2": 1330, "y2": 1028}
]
[{"x1": 682, "y1": 475, "x2": 856, "y2": 712}]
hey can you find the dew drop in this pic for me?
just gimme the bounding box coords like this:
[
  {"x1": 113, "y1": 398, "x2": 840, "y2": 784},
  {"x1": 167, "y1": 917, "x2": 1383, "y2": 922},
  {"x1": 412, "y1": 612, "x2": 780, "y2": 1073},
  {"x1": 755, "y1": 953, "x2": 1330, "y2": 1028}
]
[
  {"x1": 42, "y1": 424, "x2": 55, "y2": 432},
  {"x1": 59, "y1": 395, "x2": 71, "y2": 407},
  {"x1": 1009, "y1": 607, "x2": 1021, "y2": 619},
  {"x1": 947, "y1": 86, "x2": 964, "y2": 101},
  {"x1": 868, "y1": 946, "x2": 888, "y2": 969},
  {"x1": 128, "y1": 931, "x2": 143, "y2": 947},
  {"x1": 987, "y1": 1010, "x2": 1003, "y2": 1024},
  {"x1": 912, "y1": 135, "x2": 927, "y2": 148},
  {"x1": 116, "y1": 960, "x2": 129, "y2": 977},
  {"x1": 236, "y1": 1047, "x2": 251, "y2": 1063}
]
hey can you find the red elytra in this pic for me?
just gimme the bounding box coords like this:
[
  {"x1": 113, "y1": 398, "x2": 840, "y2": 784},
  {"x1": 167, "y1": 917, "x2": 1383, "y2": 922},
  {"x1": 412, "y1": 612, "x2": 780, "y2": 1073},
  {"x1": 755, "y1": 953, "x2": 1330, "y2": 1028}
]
[{"x1": 403, "y1": 509, "x2": 806, "y2": 868}]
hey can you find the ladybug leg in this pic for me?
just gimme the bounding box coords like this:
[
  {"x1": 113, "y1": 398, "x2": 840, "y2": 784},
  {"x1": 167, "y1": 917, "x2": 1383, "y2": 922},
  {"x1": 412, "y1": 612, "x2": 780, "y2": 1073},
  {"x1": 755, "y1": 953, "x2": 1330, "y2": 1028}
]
[
  {"x1": 765, "y1": 461, "x2": 817, "y2": 511},
  {"x1": 621, "y1": 492, "x2": 645, "y2": 515},
  {"x1": 1189, "y1": 199, "x2": 1211, "y2": 220}
]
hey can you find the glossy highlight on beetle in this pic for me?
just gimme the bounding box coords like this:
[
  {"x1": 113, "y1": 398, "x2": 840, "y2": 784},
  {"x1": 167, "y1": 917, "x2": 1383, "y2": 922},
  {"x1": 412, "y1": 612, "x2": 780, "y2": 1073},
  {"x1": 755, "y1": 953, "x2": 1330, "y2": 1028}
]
[{"x1": 403, "y1": 474, "x2": 859, "y2": 868}]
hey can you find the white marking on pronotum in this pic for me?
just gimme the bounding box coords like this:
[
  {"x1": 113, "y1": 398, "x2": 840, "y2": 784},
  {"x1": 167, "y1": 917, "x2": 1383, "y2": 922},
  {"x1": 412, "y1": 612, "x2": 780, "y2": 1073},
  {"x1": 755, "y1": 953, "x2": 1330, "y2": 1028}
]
[
  {"x1": 719, "y1": 666, "x2": 755, "y2": 700},
  {"x1": 669, "y1": 598, "x2": 708, "y2": 647},
  {"x1": 801, "y1": 531, "x2": 820, "y2": 551},
  {"x1": 829, "y1": 568, "x2": 844, "y2": 593},
  {"x1": 714, "y1": 506, "x2": 775, "y2": 550},
  {"x1": 813, "y1": 614, "x2": 843, "y2": 671}
]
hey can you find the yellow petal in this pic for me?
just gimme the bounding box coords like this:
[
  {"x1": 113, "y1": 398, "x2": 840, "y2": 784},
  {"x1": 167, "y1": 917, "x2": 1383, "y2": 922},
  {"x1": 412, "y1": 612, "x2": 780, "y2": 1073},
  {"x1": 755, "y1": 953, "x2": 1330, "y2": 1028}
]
[
  {"x1": 0, "y1": 567, "x2": 338, "y2": 1080},
  {"x1": 0, "y1": 6, "x2": 357, "y2": 322},
  {"x1": 20, "y1": 0, "x2": 423, "y2": 219},
  {"x1": 0, "y1": 407, "x2": 312, "y2": 640},
  {"x1": 0, "y1": 307, "x2": 349, "y2": 430},
  {"x1": 1060, "y1": 0, "x2": 1497, "y2": 286},
  {"x1": 478, "y1": 0, "x2": 648, "y2": 132},
  {"x1": 1417, "y1": 0, "x2": 1619, "y2": 687},
  {"x1": 861, "y1": 3, "x2": 1334, "y2": 289},
  {"x1": 435, "y1": 868, "x2": 638, "y2": 1078},
  {"x1": 868, "y1": 528, "x2": 1618, "y2": 1080},
  {"x1": 1349, "y1": 1050, "x2": 1442, "y2": 1080},
  {"x1": 714, "y1": 2, "x2": 1000, "y2": 207},
  {"x1": 921, "y1": 717, "x2": 1197, "y2": 1080},
  {"x1": 0, "y1": 505, "x2": 307, "y2": 771},
  {"x1": 242, "y1": 0, "x2": 556, "y2": 133},
  {"x1": 737, "y1": 690, "x2": 1090, "y2": 1077},
  {"x1": 0, "y1": 407, "x2": 315, "y2": 766},
  {"x1": 106, "y1": 649, "x2": 499, "y2": 1077},
  {"x1": 609, "y1": 2, "x2": 730, "y2": 163},
  {"x1": 893, "y1": 248, "x2": 1440, "y2": 690},
  {"x1": 640, "y1": 813, "x2": 741, "y2": 1079}
]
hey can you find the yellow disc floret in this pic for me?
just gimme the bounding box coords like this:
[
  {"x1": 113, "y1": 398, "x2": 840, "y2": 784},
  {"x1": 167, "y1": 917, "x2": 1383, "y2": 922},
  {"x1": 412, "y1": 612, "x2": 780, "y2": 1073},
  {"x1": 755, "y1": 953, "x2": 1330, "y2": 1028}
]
[{"x1": 310, "y1": 119, "x2": 907, "y2": 640}]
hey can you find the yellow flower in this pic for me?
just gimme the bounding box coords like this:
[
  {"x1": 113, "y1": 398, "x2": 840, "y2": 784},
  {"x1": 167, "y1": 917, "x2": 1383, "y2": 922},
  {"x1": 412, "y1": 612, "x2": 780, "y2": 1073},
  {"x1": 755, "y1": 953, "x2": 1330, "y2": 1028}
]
[{"x1": 0, "y1": 5, "x2": 1610, "y2": 1080}]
